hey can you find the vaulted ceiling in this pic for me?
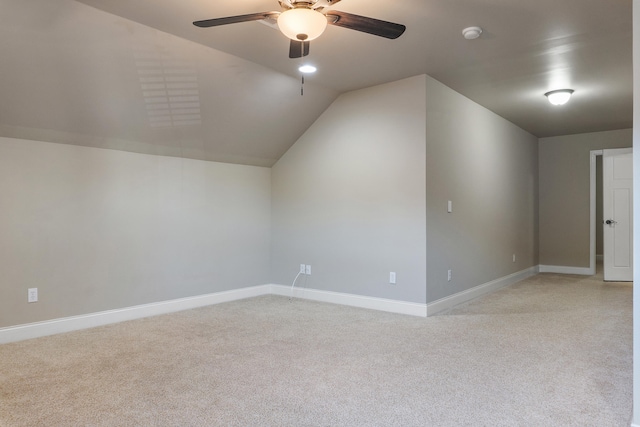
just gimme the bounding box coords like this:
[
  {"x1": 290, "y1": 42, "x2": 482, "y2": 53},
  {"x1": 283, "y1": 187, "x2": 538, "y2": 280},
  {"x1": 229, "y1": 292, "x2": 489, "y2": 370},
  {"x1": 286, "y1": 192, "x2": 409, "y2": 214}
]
[{"x1": 0, "y1": 0, "x2": 632, "y2": 166}]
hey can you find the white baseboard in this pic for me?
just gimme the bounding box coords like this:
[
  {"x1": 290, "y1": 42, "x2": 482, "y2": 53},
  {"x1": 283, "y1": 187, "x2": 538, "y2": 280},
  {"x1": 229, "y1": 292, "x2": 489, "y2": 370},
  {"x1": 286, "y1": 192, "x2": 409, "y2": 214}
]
[
  {"x1": 426, "y1": 266, "x2": 539, "y2": 316},
  {"x1": 0, "y1": 267, "x2": 543, "y2": 344},
  {"x1": 269, "y1": 284, "x2": 428, "y2": 317},
  {"x1": 0, "y1": 285, "x2": 272, "y2": 345},
  {"x1": 538, "y1": 265, "x2": 593, "y2": 275}
]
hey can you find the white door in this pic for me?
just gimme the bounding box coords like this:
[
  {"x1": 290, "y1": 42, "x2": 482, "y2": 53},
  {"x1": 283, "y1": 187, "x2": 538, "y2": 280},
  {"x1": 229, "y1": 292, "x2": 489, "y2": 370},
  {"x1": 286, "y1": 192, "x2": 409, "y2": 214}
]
[{"x1": 603, "y1": 148, "x2": 633, "y2": 281}]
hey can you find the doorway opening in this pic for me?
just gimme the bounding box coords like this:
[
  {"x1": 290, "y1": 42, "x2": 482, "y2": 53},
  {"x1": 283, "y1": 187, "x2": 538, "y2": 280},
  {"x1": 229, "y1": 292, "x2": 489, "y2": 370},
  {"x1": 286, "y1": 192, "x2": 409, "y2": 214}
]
[
  {"x1": 590, "y1": 150, "x2": 603, "y2": 276},
  {"x1": 589, "y1": 150, "x2": 604, "y2": 276}
]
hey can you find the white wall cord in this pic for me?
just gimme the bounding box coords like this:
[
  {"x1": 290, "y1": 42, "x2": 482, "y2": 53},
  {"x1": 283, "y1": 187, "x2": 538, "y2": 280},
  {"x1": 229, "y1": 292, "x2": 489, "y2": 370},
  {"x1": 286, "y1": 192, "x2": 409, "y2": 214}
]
[{"x1": 290, "y1": 271, "x2": 303, "y2": 300}]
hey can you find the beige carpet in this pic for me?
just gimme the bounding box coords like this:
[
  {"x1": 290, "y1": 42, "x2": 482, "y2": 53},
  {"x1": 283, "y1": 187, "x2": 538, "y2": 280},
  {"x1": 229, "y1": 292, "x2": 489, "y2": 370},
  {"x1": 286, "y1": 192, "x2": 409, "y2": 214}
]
[{"x1": 0, "y1": 271, "x2": 632, "y2": 426}]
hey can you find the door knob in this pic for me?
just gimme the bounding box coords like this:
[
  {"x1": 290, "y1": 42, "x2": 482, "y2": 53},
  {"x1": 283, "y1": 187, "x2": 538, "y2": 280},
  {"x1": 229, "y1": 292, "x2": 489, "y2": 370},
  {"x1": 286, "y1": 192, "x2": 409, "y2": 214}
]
[{"x1": 605, "y1": 219, "x2": 617, "y2": 225}]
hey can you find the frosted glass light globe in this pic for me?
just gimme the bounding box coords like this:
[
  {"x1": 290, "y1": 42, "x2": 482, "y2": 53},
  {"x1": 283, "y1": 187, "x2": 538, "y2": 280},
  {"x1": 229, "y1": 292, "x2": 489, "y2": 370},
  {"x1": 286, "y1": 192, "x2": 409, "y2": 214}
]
[
  {"x1": 278, "y1": 8, "x2": 327, "y2": 41},
  {"x1": 545, "y1": 89, "x2": 574, "y2": 106}
]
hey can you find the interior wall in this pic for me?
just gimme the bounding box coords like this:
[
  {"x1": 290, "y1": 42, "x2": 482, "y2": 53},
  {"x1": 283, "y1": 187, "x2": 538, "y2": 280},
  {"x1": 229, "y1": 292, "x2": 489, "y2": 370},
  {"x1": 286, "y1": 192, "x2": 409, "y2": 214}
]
[
  {"x1": 6, "y1": 71, "x2": 627, "y2": 330},
  {"x1": 424, "y1": 76, "x2": 539, "y2": 303},
  {"x1": 538, "y1": 129, "x2": 632, "y2": 268},
  {"x1": 270, "y1": 75, "x2": 427, "y2": 304},
  {"x1": 632, "y1": 1, "x2": 639, "y2": 424},
  {"x1": 0, "y1": 137, "x2": 271, "y2": 328}
]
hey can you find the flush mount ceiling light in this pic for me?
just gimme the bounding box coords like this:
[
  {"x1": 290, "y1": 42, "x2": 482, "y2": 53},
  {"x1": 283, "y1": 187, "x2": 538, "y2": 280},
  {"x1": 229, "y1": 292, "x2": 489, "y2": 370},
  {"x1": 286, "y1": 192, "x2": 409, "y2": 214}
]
[
  {"x1": 545, "y1": 89, "x2": 574, "y2": 106},
  {"x1": 462, "y1": 26, "x2": 483, "y2": 40},
  {"x1": 277, "y1": 7, "x2": 328, "y2": 41}
]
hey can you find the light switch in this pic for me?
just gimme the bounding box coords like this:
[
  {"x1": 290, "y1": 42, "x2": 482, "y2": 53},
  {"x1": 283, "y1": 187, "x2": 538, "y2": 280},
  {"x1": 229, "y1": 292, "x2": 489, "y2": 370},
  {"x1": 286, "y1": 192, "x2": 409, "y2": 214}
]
[{"x1": 447, "y1": 200, "x2": 452, "y2": 213}]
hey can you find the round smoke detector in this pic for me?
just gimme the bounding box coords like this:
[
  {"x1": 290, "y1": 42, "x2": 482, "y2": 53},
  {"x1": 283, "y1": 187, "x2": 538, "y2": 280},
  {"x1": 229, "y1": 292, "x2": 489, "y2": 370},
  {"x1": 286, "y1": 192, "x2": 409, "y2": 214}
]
[{"x1": 462, "y1": 26, "x2": 483, "y2": 40}]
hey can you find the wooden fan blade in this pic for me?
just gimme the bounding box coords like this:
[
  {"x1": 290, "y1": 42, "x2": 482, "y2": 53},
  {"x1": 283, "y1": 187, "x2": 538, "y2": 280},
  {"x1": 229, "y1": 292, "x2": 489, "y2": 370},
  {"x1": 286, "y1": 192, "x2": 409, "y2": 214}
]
[
  {"x1": 326, "y1": 11, "x2": 406, "y2": 39},
  {"x1": 289, "y1": 40, "x2": 310, "y2": 58},
  {"x1": 193, "y1": 12, "x2": 279, "y2": 28}
]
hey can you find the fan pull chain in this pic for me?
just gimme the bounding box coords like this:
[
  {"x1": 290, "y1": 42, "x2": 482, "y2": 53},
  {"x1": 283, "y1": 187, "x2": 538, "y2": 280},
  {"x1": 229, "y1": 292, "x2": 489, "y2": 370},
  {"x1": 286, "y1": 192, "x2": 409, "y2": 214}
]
[{"x1": 300, "y1": 41, "x2": 305, "y2": 96}]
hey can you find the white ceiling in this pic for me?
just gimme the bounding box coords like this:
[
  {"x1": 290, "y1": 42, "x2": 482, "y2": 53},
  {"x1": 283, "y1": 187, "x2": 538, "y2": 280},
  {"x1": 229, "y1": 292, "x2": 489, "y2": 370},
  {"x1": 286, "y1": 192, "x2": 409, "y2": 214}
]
[{"x1": 0, "y1": 0, "x2": 632, "y2": 166}]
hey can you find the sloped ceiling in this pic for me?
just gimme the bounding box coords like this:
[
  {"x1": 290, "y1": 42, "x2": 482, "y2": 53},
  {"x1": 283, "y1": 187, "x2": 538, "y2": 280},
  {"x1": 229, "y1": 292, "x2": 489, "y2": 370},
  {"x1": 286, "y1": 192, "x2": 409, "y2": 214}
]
[
  {"x1": 0, "y1": 0, "x2": 633, "y2": 166},
  {"x1": 0, "y1": 0, "x2": 338, "y2": 166}
]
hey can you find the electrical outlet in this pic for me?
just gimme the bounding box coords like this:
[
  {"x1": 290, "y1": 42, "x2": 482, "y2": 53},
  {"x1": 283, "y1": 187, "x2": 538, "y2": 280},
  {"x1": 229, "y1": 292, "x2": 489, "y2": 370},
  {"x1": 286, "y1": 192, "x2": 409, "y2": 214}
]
[
  {"x1": 447, "y1": 270, "x2": 452, "y2": 282},
  {"x1": 28, "y1": 288, "x2": 38, "y2": 303},
  {"x1": 389, "y1": 272, "x2": 396, "y2": 284},
  {"x1": 305, "y1": 265, "x2": 311, "y2": 275},
  {"x1": 300, "y1": 264, "x2": 306, "y2": 274}
]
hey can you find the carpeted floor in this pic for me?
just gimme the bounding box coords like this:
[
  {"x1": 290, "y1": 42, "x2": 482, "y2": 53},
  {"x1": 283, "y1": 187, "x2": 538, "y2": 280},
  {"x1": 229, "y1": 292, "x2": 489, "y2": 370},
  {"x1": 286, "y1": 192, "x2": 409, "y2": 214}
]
[{"x1": 0, "y1": 271, "x2": 633, "y2": 426}]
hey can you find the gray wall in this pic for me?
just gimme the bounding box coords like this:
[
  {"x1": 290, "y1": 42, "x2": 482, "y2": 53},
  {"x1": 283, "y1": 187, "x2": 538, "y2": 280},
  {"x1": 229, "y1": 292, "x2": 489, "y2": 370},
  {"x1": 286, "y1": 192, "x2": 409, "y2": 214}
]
[
  {"x1": 5, "y1": 72, "x2": 612, "y2": 328},
  {"x1": 632, "y1": 3, "x2": 639, "y2": 423},
  {"x1": 271, "y1": 74, "x2": 540, "y2": 305},
  {"x1": 271, "y1": 76, "x2": 428, "y2": 304},
  {"x1": 539, "y1": 129, "x2": 632, "y2": 268},
  {"x1": 0, "y1": 137, "x2": 271, "y2": 328},
  {"x1": 425, "y1": 76, "x2": 539, "y2": 302}
]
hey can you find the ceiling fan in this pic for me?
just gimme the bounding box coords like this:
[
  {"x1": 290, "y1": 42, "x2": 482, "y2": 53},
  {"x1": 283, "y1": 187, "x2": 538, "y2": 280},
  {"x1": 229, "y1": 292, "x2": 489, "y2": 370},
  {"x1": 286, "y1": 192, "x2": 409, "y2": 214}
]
[{"x1": 193, "y1": 0, "x2": 406, "y2": 59}]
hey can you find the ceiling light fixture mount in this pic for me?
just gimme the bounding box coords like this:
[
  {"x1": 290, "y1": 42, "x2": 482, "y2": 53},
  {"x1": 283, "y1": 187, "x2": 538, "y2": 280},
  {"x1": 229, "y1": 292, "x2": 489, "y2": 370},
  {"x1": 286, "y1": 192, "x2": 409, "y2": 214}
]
[
  {"x1": 462, "y1": 26, "x2": 483, "y2": 40},
  {"x1": 277, "y1": 5, "x2": 328, "y2": 41},
  {"x1": 545, "y1": 89, "x2": 574, "y2": 106}
]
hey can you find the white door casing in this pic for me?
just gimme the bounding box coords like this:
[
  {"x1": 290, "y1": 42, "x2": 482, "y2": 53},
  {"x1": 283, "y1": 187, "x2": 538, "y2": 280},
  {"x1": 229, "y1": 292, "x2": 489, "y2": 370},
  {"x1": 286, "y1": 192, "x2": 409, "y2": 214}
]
[{"x1": 603, "y1": 148, "x2": 633, "y2": 281}]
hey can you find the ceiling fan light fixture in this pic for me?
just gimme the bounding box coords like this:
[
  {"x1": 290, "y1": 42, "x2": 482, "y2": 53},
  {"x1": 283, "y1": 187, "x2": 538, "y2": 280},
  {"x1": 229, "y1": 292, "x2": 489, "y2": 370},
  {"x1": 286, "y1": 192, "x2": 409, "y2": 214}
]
[
  {"x1": 545, "y1": 89, "x2": 574, "y2": 105},
  {"x1": 299, "y1": 64, "x2": 317, "y2": 73},
  {"x1": 277, "y1": 8, "x2": 327, "y2": 41}
]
